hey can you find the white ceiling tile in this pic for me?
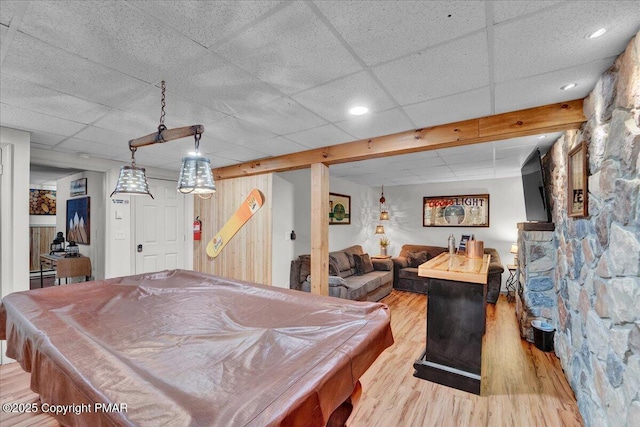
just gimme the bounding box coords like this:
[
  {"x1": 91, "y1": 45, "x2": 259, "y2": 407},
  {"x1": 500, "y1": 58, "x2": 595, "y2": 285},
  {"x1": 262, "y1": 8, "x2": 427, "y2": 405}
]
[
  {"x1": 92, "y1": 109, "x2": 163, "y2": 138},
  {"x1": 17, "y1": 1, "x2": 206, "y2": 82},
  {"x1": 447, "y1": 161, "x2": 495, "y2": 172},
  {"x1": 373, "y1": 32, "x2": 489, "y2": 105},
  {"x1": 404, "y1": 87, "x2": 492, "y2": 128},
  {"x1": 214, "y1": 145, "x2": 270, "y2": 163},
  {"x1": 215, "y1": 1, "x2": 362, "y2": 94},
  {"x1": 58, "y1": 138, "x2": 131, "y2": 159},
  {"x1": 248, "y1": 136, "x2": 309, "y2": 157},
  {"x1": 0, "y1": 74, "x2": 113, "y2": 124},
  {"x1": 29, "y1": 132, "x2": 66, "y2": 146},
  {"x1": 389, "y1": 156, "x2": 446, "y2": 170},
  {"x1": 315, "y1": 0, "x2": 486, "y2": 65},
  {"x1": 129, "y1": 1, "x2": 281, "y2": 48},
  {"x1": 233, "y1": 96, "x2": 327, "y2": 135},
  {"x1": 1, "y1": 103, "x2": 86, "y2": 136},
  {"x1": 2, "y1": 32, "x2": 149, "y2": 107},
  {"x1": 329, "y1": 163, "x2": 370, "y2": 177},
  {"x1": 439, "y1": 150, "x2": 495, "y2": 165},
  {"x1": 291, "y1": 72, "x2": 396, "y2": 123},
  {"x1": 285, "y1": 124, "x2": 354, "y2": 149},
  {"x1": 73, "y1": 126, "x2": 132, "y2": 146},
  {"x1": 494, "y1": 1, "x2": 640, "y2": 82},
  {"x1": 208, "y1": 116, "x2": 277, "y2": 147},
  {"x1": 335, "y1": 108, "x2": 414, "y2": 140},
  {"x1": 492, "y1": 1, "x2": 564, "y2": 23},
  {"x1": 494, "y1": 57, "x2": 614, "y2": 113},
  {"x1": 413, "y1": 166, "x2": 457, "y2": 179},
  {"x1": 0, "y1": 1, "x2": 19, "y2": 26},
  {"x1": 162, "y1": 53, "x2": 282, "y2": 114}
]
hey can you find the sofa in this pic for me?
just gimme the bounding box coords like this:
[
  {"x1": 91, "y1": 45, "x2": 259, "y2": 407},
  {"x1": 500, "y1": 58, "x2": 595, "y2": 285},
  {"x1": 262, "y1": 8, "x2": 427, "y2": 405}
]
[
  {"x1": 391, "y1": 244, "x2": 504, "y2": 303},
  {"x1": 290, "y1": 245, "x2": 393, "y2": 302}
]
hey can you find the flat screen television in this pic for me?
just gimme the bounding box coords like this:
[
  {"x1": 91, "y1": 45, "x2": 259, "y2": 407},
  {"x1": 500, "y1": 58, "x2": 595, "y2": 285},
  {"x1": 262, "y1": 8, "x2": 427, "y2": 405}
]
[{"x1": 521, "y1": 148, "x2": 552, "y2": 222}]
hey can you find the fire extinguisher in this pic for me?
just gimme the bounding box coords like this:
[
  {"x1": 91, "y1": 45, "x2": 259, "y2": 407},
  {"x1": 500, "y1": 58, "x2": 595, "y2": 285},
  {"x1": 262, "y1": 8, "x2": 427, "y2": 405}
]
[{"x1": 193, "y1": 216, "x2": 202, "y2": 241}]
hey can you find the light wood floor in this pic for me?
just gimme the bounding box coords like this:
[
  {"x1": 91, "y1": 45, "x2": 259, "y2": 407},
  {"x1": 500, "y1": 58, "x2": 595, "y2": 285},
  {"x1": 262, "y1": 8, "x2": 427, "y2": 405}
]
[{"x1": 0, "y1": 291, "x2": 582, "y2": 427}]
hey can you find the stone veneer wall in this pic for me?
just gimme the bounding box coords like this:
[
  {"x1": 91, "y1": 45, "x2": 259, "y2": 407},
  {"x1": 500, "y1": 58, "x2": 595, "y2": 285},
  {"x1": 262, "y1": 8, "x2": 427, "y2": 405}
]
[
  {"x1": 543, "y1": 33, "x2": 639, "y2": 426},
  {"x1": 515, "y1": 226, "x2": 556, "y2": 342}
]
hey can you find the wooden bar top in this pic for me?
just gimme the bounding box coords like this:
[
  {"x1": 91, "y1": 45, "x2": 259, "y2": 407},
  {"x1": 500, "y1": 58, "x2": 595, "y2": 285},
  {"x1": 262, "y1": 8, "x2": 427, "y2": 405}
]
[{"x1": 418, "y1": 252, "x2": 491, "y2": 285}]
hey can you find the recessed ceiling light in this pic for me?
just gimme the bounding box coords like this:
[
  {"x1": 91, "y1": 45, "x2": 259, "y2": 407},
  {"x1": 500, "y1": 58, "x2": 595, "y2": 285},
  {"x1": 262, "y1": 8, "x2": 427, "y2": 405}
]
[
  {"x1": 537, "y1": 135, "x2": 546, "y2": 140},
  {"x1": 586, "y1": 28, "x2": 607, "y2": 39},
  {"x1": 349, "y1": 106, "x2": 369, "y2": 116},
  {"x1": 77, "y1": 152, "x2": 91, "y2": 159},
  {"x1": 560, "y1": 83, "x2": 577, "y2": 91}
]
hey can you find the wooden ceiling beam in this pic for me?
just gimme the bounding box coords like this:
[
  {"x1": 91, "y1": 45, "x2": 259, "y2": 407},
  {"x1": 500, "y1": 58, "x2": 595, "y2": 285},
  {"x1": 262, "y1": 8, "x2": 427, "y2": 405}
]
[{"x1": 213, "y1": 99, "x2": 585, "y2": 181}]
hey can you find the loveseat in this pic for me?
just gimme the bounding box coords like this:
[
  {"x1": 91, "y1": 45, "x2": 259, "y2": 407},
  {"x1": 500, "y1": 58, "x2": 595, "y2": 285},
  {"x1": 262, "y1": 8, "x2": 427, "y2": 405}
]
[
  {"x1": 290, "y1": 245, "x2": 393, "y2": 301},
  {"x1": 391, "y1": 244, "x2": 504, "y2": 303}
]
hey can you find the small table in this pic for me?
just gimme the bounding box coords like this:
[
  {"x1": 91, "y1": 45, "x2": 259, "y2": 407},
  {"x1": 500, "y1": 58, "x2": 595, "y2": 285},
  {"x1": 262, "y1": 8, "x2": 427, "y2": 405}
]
[
  {"x1": 371, "y1": 255, "x2": 392, "y2": 260},
  {"x1": 414, "y1": 252, "x2": 490, "y2": 395},
  {"x1": 506, "y1": 264, "x2": 518, "y2": 302},
  {"x1": 40, "y1": 254, "x2": 91, "y2": 287}
]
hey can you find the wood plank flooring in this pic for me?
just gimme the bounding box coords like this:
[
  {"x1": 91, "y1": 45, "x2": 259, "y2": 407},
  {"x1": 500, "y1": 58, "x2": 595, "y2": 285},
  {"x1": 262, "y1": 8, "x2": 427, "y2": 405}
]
[
  {"x1": 0, "y1": 291, "x2": 582, "y2": 427},
  {"x1": 348, "y1": 291, "x2": 582, "y2": 427}
]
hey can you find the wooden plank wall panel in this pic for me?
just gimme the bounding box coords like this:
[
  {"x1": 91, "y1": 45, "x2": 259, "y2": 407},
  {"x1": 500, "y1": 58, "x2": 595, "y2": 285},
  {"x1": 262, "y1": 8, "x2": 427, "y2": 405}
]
[
  {"x1": 29, "y1": 226, "x2": 55, "y2": 271},
  {"x1": 194, "y1": 174, "x2": 272, "y2": 285}
]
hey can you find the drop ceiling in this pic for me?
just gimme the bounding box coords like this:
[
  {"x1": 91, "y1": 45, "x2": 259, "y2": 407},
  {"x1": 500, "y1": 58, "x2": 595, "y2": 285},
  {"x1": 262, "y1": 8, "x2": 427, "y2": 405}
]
[{"x1": 1, "y1": 1, "x2": 638, "y2": 187}]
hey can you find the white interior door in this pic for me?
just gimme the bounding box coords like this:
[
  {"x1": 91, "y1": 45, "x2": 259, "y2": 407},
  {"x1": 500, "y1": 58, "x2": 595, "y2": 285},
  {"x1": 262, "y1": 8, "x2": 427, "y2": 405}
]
[{"x1": 134, "y1": 179, "x2": 185, "y2": 274}]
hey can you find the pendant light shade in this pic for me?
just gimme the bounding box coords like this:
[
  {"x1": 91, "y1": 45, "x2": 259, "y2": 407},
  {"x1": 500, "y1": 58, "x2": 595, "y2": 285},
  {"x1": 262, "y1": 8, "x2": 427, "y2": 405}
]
[
  {"x1": 110, "y1": 164, "x2": 154, "y2": 199},
  {"x1": 375, "y1": 225, "x2": 385, "y2": 234},
  {"x1": 379, "y1": 185, "x2": 389, "y2": 220},
  {"x1": 177, "y1": 155, "x2": 216, "y2": 195}
]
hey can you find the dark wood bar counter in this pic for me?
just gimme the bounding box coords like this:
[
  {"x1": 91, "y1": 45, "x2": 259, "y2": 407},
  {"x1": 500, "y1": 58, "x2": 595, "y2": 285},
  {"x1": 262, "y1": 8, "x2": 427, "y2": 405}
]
[{"x1": 414, "y1": 253, "x2": 490, "y2": 394}]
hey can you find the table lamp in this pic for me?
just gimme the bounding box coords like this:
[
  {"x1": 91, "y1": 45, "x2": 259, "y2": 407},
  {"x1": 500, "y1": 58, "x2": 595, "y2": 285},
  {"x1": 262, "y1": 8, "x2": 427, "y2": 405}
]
[{"x1": 510, "y1": 243, "x2": 518, "y2": 264}]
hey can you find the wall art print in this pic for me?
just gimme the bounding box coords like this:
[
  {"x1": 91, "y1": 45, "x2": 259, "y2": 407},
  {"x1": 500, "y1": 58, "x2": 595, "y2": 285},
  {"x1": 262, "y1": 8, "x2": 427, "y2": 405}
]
[
  {"x1": 329, "y1": 193, "x2": 351, "y2": 225},
  {"x1": 67, "y1": 197, "x2": 90, "y2": 245},
  {"x1": 423, "y1": 194, "x2": 490, "y2": 227},
  {"x1": 29, "y1": 189, "x2": 56, "y2": 215}
]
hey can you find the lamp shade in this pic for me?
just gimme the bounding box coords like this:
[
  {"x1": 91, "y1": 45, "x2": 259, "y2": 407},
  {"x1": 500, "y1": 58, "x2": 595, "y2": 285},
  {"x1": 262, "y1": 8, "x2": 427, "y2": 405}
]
[
  {"x1": 177, "y1": 155, "x2": 216, "y2": 194},
  {"x1": 380, "y1": 210, "x2": 389, "y2": 221},
  {"x1": 510, "y1": 243, "x2": 518, "y2": 254},
  {"x1": 375, "y1": 225, "x2": 385, "y2": 234},
  {"x1": 110, "y1": 165, "x2": 154, "y2": 198}
]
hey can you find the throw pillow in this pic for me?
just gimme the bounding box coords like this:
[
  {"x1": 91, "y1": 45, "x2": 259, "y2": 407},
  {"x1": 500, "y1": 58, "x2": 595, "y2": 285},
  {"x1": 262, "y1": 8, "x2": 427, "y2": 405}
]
[
  {"x1": 372, "y1": 258, "x2": 393, "y2": 271},
  {"x1": 328, "y1": 255, "x2": 341, "y2": 276},
  {"x1": 353, "y1": 253, "x2": 374, "y2": 275},
  {"x1": 407, "y1": 251, "x2": 429, "y2": 268}
]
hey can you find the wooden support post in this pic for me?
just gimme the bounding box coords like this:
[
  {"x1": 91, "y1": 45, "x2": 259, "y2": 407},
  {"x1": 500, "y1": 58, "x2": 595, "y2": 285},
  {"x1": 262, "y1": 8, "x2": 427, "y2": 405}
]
[{"x1": 310, "y1": 163, "x2": 329, "y2": 296}]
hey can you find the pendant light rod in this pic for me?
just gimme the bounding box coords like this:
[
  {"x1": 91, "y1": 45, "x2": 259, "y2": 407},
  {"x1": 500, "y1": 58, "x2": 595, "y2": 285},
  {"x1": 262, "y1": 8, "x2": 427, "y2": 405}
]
[{"x1": 128, "y1": 124, "x2": 205, "y2": 149}]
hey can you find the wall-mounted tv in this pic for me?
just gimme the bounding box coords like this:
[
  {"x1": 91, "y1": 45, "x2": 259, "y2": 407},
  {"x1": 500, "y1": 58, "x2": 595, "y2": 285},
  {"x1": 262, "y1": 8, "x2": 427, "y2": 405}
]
[{"x1": 521, "y1": 148, "x2": 552, "y2": 222}]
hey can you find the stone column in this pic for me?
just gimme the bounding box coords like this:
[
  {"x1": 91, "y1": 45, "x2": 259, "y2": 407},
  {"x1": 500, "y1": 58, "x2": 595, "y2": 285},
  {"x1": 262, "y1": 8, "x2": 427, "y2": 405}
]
[{"x1": 516, "y1": 222, "x2": 557, "y2": 343}]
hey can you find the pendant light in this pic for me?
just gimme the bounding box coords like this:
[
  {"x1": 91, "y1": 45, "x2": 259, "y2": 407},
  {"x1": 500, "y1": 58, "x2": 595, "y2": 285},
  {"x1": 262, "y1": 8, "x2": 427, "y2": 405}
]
[
  {"x1": 379, "y1": 185, "x2": 389, "y2": 220},
  {"x1": 111, "y1": 80, "x2": 214, "y2": 199},
  {"x1": 110, "y1": 147, "x2": 154, "y2": 198},
  {"x1": 177, "y1": 131, "x2": 216, "y2": 198}
]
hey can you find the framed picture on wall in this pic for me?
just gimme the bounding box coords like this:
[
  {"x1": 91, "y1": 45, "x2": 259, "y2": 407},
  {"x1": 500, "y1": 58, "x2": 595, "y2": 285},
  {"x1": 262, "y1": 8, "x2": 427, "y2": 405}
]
[
  {"x1": 568, "y1": 141, "x2": 588, "y2": 218},
  {"x1": 423, "y1": 194, "x2": 490, "y2": 227},
  {"x1": 29, "y1": 189, "x2": 56, "y2": 215},
  {"x1": 329, "y1": 193, "x2": 351, "y2": 225},
  {"x1": 70, "y1": 178, "x2": 87, "y2": 197},
  {"x1": 67, "y1": 197, "x2": 90, "y2": 245}
]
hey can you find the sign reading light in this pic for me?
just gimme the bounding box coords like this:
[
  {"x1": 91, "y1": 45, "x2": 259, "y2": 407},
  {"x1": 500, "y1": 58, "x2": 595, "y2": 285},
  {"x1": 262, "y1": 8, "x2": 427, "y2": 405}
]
[{"x1": 349, "y1": 106, "x2": 369, "y2": 116}]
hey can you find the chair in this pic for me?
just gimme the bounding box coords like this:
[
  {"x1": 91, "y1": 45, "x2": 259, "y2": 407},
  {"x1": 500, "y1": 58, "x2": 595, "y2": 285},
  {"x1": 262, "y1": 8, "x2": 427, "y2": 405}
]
[{"x1": 56, "y1": 257, "x2": 92, "y2": 285}]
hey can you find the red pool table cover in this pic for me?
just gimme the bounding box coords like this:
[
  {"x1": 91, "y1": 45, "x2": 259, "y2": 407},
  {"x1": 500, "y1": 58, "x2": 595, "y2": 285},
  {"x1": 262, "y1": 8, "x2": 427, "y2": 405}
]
[{"x1": 0, "y1": 270, "x2": 393, "y2": 426}]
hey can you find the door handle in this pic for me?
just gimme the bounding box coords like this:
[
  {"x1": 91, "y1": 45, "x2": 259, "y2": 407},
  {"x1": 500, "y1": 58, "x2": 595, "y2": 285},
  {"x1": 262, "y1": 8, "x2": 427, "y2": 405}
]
[{"x1": 137, "y1": 244, "x2": 143, "y2": 253}]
